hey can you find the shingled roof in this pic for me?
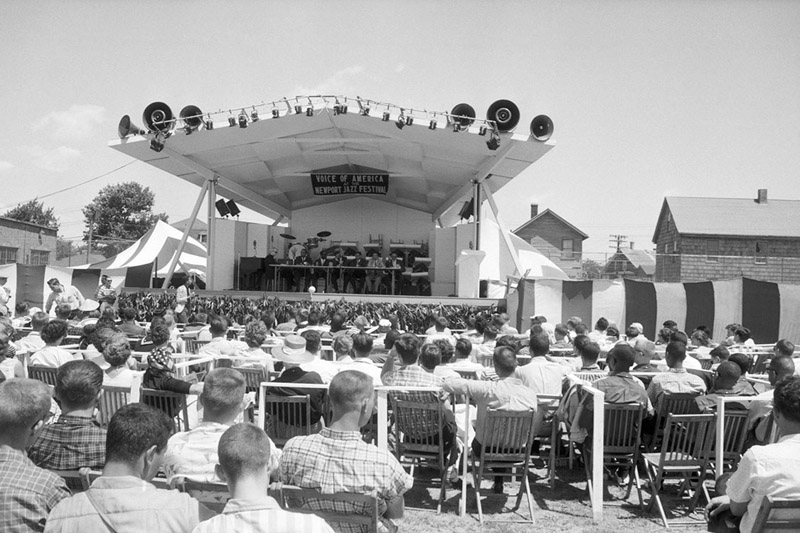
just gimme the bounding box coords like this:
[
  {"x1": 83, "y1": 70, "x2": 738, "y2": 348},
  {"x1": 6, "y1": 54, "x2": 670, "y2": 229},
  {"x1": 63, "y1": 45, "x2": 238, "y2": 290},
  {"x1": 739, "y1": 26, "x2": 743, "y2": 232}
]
[{"x1": 653, "y1": 195, "x2": 800, "y2": 242}]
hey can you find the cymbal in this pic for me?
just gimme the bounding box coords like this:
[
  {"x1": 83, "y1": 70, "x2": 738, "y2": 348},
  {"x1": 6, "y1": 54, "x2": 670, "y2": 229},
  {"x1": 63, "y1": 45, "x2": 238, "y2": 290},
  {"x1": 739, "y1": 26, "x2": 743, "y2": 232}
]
[
  {"x1": 317, "y1": 231, "x2": 332, "y2": 238},
  {"x1": 279, "y1": 233, "x2": 296, "y2": 240}
]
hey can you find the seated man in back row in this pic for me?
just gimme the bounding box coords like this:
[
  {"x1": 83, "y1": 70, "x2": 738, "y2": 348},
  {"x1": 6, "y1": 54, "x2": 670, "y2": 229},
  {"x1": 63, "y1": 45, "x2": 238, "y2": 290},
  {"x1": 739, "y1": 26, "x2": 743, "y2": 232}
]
[
  {"x1": 646, "y1": 340, "x2": 707, "y2": 407},
  {"x1": 280, "y1": 370, "x2": 413, "y2": 533}
]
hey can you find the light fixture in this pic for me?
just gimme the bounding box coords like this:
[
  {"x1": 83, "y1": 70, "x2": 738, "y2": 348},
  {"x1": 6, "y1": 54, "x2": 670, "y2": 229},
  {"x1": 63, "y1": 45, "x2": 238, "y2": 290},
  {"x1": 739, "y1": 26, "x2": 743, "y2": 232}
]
[
  {"x1": 340, "y1": 104, "x2": 348, "y2": 114},
  {"x1": 333, "y1": 105, "x2": 341, "y2": 115},
  {"x1": 206, "y1": 115, "x2": 213, "y2": 130},
  {"x1": 405, "y1": 116, "x2": 413, "y2": 126},
  {"x1": 228, "y1": 116, "x2": 236, "y2": 127},
  {"x1": 294, "y1": 105, "x2": 302, "y2": 114},
  {"x1": 382, "y1": 111, "x2": 390, "y2": 121},
  {"x1": 486, "y1": 133, "x2": 500, "y2": 151},
  {"x1": 226, "y1": 199, "x2": 241, "y2": 217},
  {"x1": 272, "y1": 108, "x2": 280, "y2": 119},
  {"x1": 238, "y1": 110, "x2": 248, "y2": 128},
  {"x1": 215, "y1": 199, "x2": 230, "y2": 217},
  {"x1": 478, "y1": 125, "x2": 487, "y2": 136},
  {"x1": 250, "y1": 108, "x2": 259, "y2": 122},
  {"x1": 149, "y1": 133, "x2": 165, "y2": 152},
  {"x1": 306, "y1": 107, "x2": 314, "y2": 116},
  {"x1": 361, "y1": 106, "x2": 370, "y2": 116},
  {"x1": 395, "y1": 116, "x2": 405, "y2": 129},
  {"x1": 428, "y1": 120, "x2": 437, "y2": 130},
  {"x1": 452, "y1": 123, "x2": 461, "y2": 132}
]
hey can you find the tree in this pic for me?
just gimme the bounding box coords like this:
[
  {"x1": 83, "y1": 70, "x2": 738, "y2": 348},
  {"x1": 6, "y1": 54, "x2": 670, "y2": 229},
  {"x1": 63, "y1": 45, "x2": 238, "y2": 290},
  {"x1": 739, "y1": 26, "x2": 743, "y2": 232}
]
[
  {"x1": 581, "y1": 259, "x2": 604, "y2": 279},
  {"x1": 3, "y1": 199, "x2": 59, "y2": 230},
  {"x1": 83, "y1": 182, "x2": 168, "y2": 257}
]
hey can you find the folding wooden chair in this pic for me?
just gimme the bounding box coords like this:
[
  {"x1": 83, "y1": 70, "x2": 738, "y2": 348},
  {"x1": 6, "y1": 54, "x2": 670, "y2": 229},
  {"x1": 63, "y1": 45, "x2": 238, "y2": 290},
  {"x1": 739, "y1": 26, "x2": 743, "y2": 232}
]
[
  {"x1": 98, "y1": 385, "x2": 131, "y2": 427},
  {"x1": 278, "y1": 484, "x2": 392, "y2": 533},
  {"x1": 647, "y1": 392, "x2": 702, "y2": 452},
  {"x1": 173, "y1": 477, "x2": 231, "y2": 514},
  {"x1": 750, "y1": 495, "x2": 800, "y2": 533},
  {"x1": 641, "y1": 413, "x2": 715, "y2": 527},
  {"x1": 233, "y1": 366, "x2": 268, "y2": 395},
  {"x1": 454, "y1": 369, "x2": 479, "y2": 380},
  {"x1": 709, "y1": 408, "x2": 749, "y2": 476},
  {"x1": 263, "y1": 394, "x2": 315, "y2": 448},
  {"x1": 583, "y1": 402, "x2": 645, "y2": 507},
  {"x1": 389, "y1": 393, "x2": 448, "y2": 514},
  {"x1": 28, "y1": 365, "x2": 58, "y2": 387},
  {"x1": 572, "y1": 371, "x2": 607, "y2": 384},
  {"x1": 470, "y1": 409, "x2": 537, "y2": 524},
  {"x1": 530, "y1": 394, "x2": 561, "y2": 489},
  {"x1": 140, "y1": 388, "x2": 190, "y2": 432}
]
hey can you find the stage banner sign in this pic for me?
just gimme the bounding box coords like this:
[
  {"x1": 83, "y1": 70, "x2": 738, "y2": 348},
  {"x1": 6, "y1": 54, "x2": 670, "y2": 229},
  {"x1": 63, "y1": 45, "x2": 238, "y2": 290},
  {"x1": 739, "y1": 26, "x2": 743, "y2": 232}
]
[{"x1": 310, "y1": 173, "x2": 388, "y2": 195}]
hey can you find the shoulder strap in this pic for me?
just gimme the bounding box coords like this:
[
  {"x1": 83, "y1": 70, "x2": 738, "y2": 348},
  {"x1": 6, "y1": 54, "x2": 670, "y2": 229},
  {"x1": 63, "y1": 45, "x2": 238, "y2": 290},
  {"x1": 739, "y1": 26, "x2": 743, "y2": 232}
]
[{"x1": 84, "y1": 489, "x2": 119, "y2": 533}]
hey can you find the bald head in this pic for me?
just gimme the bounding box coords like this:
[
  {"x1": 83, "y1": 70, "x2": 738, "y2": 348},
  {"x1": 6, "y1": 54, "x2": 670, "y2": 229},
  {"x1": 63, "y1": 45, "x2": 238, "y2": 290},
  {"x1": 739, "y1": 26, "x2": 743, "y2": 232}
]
[
  {"x1": 714, "y1": 361, "x2": 741, "y2": 390},
  {"x1": 768, "y1": 356, "x2": 796, "y2": 386}
]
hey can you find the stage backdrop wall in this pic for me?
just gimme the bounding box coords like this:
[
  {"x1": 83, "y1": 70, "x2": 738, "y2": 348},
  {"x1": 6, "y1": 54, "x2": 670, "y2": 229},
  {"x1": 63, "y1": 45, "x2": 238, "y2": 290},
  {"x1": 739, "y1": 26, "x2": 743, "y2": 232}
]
[{"x1": 507, "y1": 277, "x2": 800, "y2": 344}]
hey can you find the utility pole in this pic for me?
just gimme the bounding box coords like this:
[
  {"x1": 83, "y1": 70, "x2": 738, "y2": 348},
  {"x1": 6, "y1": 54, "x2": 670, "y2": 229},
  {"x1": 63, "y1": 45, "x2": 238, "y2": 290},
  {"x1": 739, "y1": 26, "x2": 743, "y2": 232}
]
[{"x1": 609, "y1": 234, "x2": 627, "y2": 252}]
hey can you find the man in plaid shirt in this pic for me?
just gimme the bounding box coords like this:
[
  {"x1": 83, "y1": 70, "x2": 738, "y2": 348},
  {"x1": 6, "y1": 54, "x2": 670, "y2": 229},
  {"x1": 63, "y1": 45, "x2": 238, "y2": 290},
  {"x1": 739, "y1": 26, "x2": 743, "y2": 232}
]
[
  {"x1": 280, "y1": 370, "x2": 413, "y2": 533},
  {"x1": 28, "y1": 360, "x2": 106, "y2": 472},
  {"x1": 0, "y1": 378, "x2": 70, "y2": 533}
]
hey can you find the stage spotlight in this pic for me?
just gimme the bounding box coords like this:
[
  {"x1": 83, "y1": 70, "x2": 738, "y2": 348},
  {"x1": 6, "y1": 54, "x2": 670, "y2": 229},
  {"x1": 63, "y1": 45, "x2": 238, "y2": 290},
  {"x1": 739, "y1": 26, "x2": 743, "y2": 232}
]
[
  {"x1": 206, "y1": 115, "x2": 214, "y2": 130},
  {"x1": 395, "y1": 115, "x2": 405, "y2": 129},
  {"x1": 486, "y1": 134, "x2": 500, "y2": 151},
  {"x1": 428, "y1": 120, "x2": 437, "y2": 130},
  {"x1": 251, "y1": 108, "x2": 259, "y2": 122},
  {"x1": 361, "y1": 106, "x2": 370, "y2": 116},
  {"x1": 294, "y1": 105, "x2": 303, "y2": 114},
  {"x1": 228, "y1": 116, "x2": 236, "y2": 127},
  {"x1": 149, "y1": 134, "x2": 165, "y2": 153},
  {"x1": 382, "y1": 111, "x2": 390, "y2": 121},
  {"x1": 238, "y1": 110, "x2": 248, "y2": 128},
  {"x1": 306, "y1": 107, "x2": 314, "y2": 116},
  {"x1": 478, "y1": 125, "x2": 487, "y2": 136},
  {"x1": 272, "y1": 108, "x2": 280, "y2": 119}
]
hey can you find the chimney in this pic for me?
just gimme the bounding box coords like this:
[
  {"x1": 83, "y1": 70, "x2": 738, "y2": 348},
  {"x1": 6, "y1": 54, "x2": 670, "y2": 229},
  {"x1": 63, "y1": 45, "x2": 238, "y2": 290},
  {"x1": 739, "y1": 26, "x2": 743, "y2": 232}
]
[
  {"x1": 629, "y1": 242, "x2": 635, "y2": 250},
  {"x1": 757, "y1": 189, "x2": 768, "y2": 204},
  {"x1": 530, "y1": 204, "x2": 539, "y2": 218}
]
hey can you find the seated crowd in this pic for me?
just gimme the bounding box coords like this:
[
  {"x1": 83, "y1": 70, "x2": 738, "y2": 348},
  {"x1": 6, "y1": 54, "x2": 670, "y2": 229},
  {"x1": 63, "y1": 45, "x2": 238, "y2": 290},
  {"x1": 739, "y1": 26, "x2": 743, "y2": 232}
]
[{"x1": 0, "y1": 302, "x2": 798, "y2": 533}]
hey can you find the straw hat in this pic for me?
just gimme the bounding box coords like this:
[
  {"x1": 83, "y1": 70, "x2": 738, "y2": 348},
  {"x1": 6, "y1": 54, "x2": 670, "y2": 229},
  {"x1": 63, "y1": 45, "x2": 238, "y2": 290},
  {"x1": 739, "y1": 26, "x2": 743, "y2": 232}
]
[
  {"x1": 79, "y1": 299, "x2": 100, "y2": 312},
  {"x1": 271, "y1": 335, "x2": 314, "y2": 364}
]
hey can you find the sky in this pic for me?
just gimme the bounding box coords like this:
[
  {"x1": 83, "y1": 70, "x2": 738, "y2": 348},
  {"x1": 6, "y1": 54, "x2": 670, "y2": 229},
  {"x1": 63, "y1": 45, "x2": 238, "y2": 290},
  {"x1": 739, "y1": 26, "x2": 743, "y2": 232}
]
[{"x1": 1, "y1": 0, "x2": 799, "y2": 263}]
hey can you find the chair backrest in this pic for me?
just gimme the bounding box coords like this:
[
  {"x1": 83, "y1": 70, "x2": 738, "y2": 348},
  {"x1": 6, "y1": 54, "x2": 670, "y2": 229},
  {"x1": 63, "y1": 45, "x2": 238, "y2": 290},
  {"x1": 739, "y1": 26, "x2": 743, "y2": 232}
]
[
  {"x1": 174, "y1": 477, "x2": 231, "y2": 514},
  {"x1": 140, "y1": 388, "x2": 190, "y2": 432},
  {"x1": 232, "y1": 366, "x2": 267, "y2": 393},
  {"x1": 718, "y1": 409, "x2": 749, "y2": 464},
  {"x1": 389, "y1": 394, "x2": 444, "y2": 460},
  {"x1": 279, "y1": 484, "x2": 381, "y2": 533},
  {"x1": 480, "y1": 409, "x2": 537, "y2": 465},
  {"x1": 572, "y1": 371, "x2": 607, "y2": 384},
  {"x1": 659, "y1": 413, "x2": 715, "y2": 469},
  {"x1": 651, "y1": 392, "x2": 702, "y2": 450},
  {"x1": 49, "y1": 467, "x2": 91, "y2": 492},
  {"x1": 98, "y1": 385, "x2": 131, "y2": 427},
  {"x1": 604, "y1": 402, "x2": 645, "y2": 455},
  {"x1": 454, "y1": 369, "x2": 479, "y2": 380},
  {"x1": 534, "y1": 394, "x2": 560, "y2": 439},
  {"x1": 28, "y1": 365, "x2": 58, "y2": 387},
  {"x1": 263, "y1": 394, "x2": 313, "y2": 447},
  {"x1": 750, "y1": 495, "x2": 800, "y2": 533},
  {"x1": 185, "y1": 339, "x2": 210, "y2": 354}
]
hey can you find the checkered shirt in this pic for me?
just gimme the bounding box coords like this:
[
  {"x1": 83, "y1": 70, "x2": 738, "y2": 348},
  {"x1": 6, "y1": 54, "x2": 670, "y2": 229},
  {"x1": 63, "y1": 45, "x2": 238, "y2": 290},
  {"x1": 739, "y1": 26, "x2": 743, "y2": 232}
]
[
  {"x1": 279, "y1": 427, "x2": 413, "y2": 533},
  {"x1": 28, "y1": 415, "x2": 106, "y2": 471},
  {"x1": 383, "y1": 364, "x2": 445, "y2": 404},
  {"x1": 0, "y1": 445, "x2": 70, "y2": 533}
]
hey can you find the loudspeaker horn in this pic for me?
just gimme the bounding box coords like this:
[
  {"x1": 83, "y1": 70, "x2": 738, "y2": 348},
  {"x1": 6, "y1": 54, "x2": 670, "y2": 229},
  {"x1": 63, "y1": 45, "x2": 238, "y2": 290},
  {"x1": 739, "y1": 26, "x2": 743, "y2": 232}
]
[
  {"x1": 486, "y1": 99, "x2": 520, "y2": 132},
  {"x1": 179, "y1": 105, "x2": 205, "y2": 133},
  {"x1": 142, "y1": 102, "x2": 174, "y2": 133},
  {"x1": 450, "y1": 103, "x2": 476, "y2": 128},
  {"x1": 529, "y1": 115, "x2": 554, "y2": 141},
  {"x1": 117, "y1": 115, "x2": 145, "y2": 138}
]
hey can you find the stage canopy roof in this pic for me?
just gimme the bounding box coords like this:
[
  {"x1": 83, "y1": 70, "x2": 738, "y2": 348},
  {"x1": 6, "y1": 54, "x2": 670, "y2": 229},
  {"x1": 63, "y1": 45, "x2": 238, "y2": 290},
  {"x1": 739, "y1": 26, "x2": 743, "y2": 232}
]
[{"x1": 110, "y1": 96, "x2": 554, "y2": 225}]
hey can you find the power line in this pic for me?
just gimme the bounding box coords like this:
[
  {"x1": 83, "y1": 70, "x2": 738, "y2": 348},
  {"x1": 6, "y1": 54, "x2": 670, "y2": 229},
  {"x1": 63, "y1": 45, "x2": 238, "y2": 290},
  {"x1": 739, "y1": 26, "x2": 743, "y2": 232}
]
[{"x1": 0, "y1": 160, "x2": 137, "y2": 211}]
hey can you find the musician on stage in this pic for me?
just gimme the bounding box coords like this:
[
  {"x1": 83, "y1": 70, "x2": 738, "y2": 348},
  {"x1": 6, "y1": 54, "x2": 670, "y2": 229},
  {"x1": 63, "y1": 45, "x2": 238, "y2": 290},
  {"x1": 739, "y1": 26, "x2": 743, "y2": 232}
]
[
  {"x1": 344, "y1": 251, "x2": 367, "y2": 294},
  {"x1": 384, "y1": 251, "x2": 405, "y2": 295},
  {"x1": 292, "y1": 248, "x2": 312, "y2": 292},
  {"x1": 364, "y1": 252, "x2": 385, "y2": 294},
  {"x1": 325, "y1": 249, "x2": 344, "y2": 293},
  {"x1": 95, "y1": 275, "x2": 117, "y2": 315}
]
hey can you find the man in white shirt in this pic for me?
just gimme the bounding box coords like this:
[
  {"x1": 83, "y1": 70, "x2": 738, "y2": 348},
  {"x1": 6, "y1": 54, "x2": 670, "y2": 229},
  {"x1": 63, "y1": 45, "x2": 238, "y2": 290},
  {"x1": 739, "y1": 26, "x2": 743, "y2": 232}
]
[
  {"x1": 646, "y1": 341, "x2": 707, "y2": 407},
  {"x1": 300, "y1": 330, "x2": 339, "y2": 383},
  {"x1": 516, "y1": 332, "x2": 569, "y2": 396},
  {"x1": 344, "y1": 333, "x2": 382, "y2": 387},
  {"x1": 16, "y1": 311, "x2": 48, "y2": 356},
  {"x1": 706, "y1": 375, "x2": 800, "y2": 533},
  {"x1": 44, "y1": 279, "x2": 84, "y2": 317},
  {"x1": 745, "y1": 356, "x2": 795, "y2": 445}
]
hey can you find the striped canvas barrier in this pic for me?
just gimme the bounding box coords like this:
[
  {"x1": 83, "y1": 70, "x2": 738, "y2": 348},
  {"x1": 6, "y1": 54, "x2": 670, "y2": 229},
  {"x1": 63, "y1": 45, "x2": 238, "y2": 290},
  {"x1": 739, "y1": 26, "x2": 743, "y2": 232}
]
[
  {"x1": 508, "y1": 277, "x2": 800, "y2": 344},
  {"x1": 0, "y1": 262, "x2": 154, "y2": 314}
]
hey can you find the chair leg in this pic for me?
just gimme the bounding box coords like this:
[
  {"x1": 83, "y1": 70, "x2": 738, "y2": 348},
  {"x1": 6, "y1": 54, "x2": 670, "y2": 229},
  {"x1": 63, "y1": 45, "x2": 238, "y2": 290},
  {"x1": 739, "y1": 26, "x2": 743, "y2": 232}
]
[
  {"x1": 472, "y1": 458, "x2": 484, "y2": 524},
  {"x1": 632, "y1": 464, "x2": 644, "y2": 509},
  {"x1": 523, "y1": 468, "x2": 535, "y2": 524},
  {"x1": 644, "y1": 461, "x2": 669, "y2": 528}
]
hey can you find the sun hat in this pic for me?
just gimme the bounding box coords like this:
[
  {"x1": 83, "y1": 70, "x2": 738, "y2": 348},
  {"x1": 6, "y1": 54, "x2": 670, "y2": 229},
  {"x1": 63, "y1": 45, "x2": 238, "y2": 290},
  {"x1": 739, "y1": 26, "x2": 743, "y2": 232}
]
[
  {"x1": 271, "y1": 334, "x2": 314, "y2": 364},
  {"x1": 379, "y1": 319, "x2": 391, "y2": 328},
  {"x1": 79, "y1": 299, "x2": 100, "y2": 312}
]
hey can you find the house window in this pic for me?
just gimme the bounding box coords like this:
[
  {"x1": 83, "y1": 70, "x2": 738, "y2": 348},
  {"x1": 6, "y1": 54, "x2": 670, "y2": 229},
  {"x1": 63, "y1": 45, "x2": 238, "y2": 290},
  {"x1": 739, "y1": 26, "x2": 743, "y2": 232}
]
[
  {"x1": 755, "y1": 242, "x2": 768, "y2": 264},
  {"x1": 561, "y1": 239, "x2": 574, "y2": 260},
  {"x1": 706, "y1": 240, "x2": 720, "y2": 263},
  {"x1": 29, "y1": 250, "x2": 49, "y2": 266},
  {"x1": 198, "y1": 233, "x2": 207, "y2": 244},
  {"x1": 0, "y1": 247, "x2": 18, "y2": 265}
]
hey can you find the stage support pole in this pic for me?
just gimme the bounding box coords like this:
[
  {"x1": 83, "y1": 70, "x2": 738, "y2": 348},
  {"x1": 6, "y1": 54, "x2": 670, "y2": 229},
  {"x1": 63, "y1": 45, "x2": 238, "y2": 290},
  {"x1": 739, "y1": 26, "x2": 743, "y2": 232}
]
[
  {"x1": 163, "y1": 179, "x2": 209, "y2": 290},
  {"x1": 480, "y1": 181, "x2": 523, "y2": 276},
  {"x1": 207, "y1": 178, "x2": 217, "y2": 290},
  {"x1": 473, "y1": 181, "x2": 481, "y2": 250}
]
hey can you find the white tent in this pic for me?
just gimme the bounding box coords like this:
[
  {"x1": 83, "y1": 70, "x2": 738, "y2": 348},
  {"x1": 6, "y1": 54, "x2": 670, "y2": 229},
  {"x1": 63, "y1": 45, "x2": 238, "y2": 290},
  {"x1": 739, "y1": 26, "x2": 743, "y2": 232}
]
[{"x1": 74, "y1": 220, "x2": 207, "y2": 278}]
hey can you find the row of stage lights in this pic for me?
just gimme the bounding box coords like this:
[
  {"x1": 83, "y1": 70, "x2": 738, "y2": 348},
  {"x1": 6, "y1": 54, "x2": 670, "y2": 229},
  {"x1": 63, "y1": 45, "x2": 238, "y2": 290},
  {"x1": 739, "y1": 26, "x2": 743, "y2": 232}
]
[{"x1": 118, "y1": 96, "x2": 553, "y2": 153}]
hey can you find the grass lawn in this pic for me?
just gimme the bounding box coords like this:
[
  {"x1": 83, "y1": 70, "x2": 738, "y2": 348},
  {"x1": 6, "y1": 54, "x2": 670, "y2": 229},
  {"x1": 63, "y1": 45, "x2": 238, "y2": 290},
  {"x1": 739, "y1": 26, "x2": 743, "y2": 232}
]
[{"x1": 398, "y1": 462, "x2": 710, "y2": 533}]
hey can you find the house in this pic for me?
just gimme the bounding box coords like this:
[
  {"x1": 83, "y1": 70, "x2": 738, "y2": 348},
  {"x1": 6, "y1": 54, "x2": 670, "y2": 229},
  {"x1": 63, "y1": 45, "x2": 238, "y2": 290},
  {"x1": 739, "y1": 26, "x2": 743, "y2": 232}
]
[
  {"x1": 171, "y1": 217, "x2": 208, "y2": 244},
  {"x1": 604, "y1": 245, "x2": 656, "y2": 280},
  {"x1": 513, "y1": 205, "x2": 588, "y2": 278},
  {"x1": 652, "y1": 189, "x2": 800, "y2": 282},
  {"x1": 0, "y1": 217, "x2": 57, "y2": 266}
]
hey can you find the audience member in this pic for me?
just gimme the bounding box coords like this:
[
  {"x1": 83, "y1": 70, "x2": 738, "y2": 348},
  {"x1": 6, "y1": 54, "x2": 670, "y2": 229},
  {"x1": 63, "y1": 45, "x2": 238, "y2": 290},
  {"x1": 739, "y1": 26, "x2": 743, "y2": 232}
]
[
  {"x1": 192, "y1": 423, "x2": 333, "y2": 533},
  {"x1": 729, "y1": 352, "x2": 758, "y2": 396},
  {"x1": 588, "y1": 317, "x2": 609, "y2": 343},
  {"x1": 710, "y1": 345, "x2": 731, "y2": 371},
  {"x1": 0, "y1": 331, "x2": 24, "y2": 380},
  {"x1": 300, "y1": 330, "x2": 338, "y2": 383},
  {"x1": 632, "y1": 338, "x2": 660, "y2": 373},
  {"x1": 118, "y1": 307, "x2": 146, "y2": 337},
  {"x1": 443, "y1": 346, "x2": 538, "y2": 493},
  {"x1": 163, "y1": 369, "x2": 281, "y2": 486},
  {"x1": 280, "y1": 371, "x2": 413, "y2": 532},
  {"x1": 235, "y1": 320, "x2": 275, "y2": 373},
  {"x1": 577, "y1": 341, "x2": 602, "y2": 371},
  {"x1": 516, "y1": 332, "x2": 568, "y2": 396},
  {"x1": 331, "y1": 334, "x2": 354, "y2": 363},
  {"x1": 705, "y1": 376, "x2": 800, "y2": 533},
  {"x1": 0, "y1": 379, "x2": 69, "y2": 533},
  {"x1": 745, "y1": 356, "x2": 796, "y2": 446},
  {"x1": 274, "y1": 307, "x2": 297, "y2": 332},
  {"x1": 552, "y1": 324, "x2": 571, "y2": 348},
  {"x1": 198, "y1": 316, "x2": 240, "y2": 359},
  {"x1": 16, "y1": 311, "x2": 49, "y2": 356},
  {"x1": 646, "y1": 341, "x2": 707, "y2": 407},
  {"x1": 28, "y1": 360, "x2": 106, "y2": 470},
  {"x1": 345, "y1": 333, "x2": 382, "y2": 387},
  {"x1": 142, "y1": 324, "x2": 203, "y2": 399},
  {"x1": 694, "y1": 361, "x2": 743, "y2": 413},
  {"x1": 44, "y1": 403, "x2": 210, "y2": 532},
  {"x1": 31, "y1": 320, "x2": 74, "y2": 368},
  {"x1": 425, "y1": 316, "x2": 452, "y2": 336},
  {"x1": 102, "y1": 332, "x2": 138, "y2": 388},
  {"x1": 270, "y1": 335, "x2": 326, "y2": 431}
]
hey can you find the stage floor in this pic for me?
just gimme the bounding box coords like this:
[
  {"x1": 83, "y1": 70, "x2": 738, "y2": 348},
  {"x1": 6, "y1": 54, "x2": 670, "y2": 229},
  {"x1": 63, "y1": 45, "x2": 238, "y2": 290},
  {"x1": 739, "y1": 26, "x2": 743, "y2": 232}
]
[{"x1": 195, "y1": 289, "x2": 501, "y2": 307}]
